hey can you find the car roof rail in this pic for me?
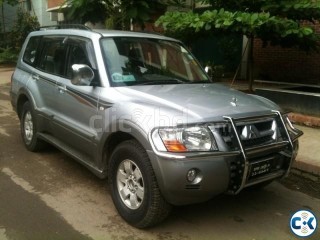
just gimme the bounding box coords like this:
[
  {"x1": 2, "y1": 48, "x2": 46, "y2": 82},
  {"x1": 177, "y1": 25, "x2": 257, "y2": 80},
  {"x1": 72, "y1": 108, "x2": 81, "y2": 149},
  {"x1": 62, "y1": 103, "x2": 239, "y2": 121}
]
[{"x1": 38, "y1": 24, "x2": 91, "y2": 31}]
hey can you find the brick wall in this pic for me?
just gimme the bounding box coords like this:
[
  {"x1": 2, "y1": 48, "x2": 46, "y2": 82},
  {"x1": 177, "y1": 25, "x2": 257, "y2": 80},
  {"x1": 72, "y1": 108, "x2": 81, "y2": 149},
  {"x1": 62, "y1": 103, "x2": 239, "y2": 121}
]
[{"x1": 254, "y1": 22, "x2": 320, "y2": 85}]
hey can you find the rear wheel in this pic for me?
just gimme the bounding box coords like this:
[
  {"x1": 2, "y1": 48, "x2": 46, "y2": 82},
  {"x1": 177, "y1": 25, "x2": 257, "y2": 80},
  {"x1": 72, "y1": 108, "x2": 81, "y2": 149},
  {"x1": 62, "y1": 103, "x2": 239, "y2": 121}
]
[
  {"x1": 20, "y1": 102, "x2": 45, "y2": 151},
  {"x1": 108, "y1": 140, "x2": 171, "y2": 228}
]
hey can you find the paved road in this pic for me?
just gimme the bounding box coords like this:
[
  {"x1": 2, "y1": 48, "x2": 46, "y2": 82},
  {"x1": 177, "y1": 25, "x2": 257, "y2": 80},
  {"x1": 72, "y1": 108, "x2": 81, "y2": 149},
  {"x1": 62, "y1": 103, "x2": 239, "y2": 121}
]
[{"x1": 0, "y1": 83, "x2": 319, "y2": 240}]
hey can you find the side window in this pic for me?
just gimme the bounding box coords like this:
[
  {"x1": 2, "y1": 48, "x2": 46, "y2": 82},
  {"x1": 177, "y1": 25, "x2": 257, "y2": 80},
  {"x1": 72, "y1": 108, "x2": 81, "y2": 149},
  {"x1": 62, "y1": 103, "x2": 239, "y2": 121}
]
[
  {"x1": 38, "y1": 36, "x2": 67, "y2": 76},
  {"x1": 23, "y1": 36, "x2": 41, "y2": 66},
  {"x1": 66, "y1": 38, "x2": 97, "y2": 81}
]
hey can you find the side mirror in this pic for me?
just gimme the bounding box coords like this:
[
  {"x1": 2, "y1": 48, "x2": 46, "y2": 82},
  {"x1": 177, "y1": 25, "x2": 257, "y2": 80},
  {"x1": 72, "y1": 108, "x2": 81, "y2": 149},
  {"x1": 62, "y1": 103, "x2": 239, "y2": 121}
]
[{"x1": 71, "y1": 64, "x2": 94, "y2": 86}]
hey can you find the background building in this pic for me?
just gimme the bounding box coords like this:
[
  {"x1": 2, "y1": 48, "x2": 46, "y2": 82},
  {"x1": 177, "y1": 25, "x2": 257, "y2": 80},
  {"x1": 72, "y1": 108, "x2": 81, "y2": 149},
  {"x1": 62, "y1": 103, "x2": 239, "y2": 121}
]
[{"x1": 253, "y1": 22, "x2": 320, "y2": 85}]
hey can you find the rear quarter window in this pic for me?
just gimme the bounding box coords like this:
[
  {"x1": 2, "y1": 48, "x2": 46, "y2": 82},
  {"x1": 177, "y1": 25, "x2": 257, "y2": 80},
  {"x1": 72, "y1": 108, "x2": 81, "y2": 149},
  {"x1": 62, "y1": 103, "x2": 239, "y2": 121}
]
[{"x1": 23, "y1": 36, "x2": 41, "y2": 66}]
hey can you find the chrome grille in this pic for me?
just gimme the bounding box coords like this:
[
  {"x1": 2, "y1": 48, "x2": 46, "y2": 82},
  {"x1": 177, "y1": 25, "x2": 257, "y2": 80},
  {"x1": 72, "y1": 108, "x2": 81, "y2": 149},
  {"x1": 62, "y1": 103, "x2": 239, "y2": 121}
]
[
  {"x1": 236, "y1": 118, "x2": 278, "y2": 148},
  {"x1": 241, "y1": 135, "x2": 274, "y2": 147},
  {"x1": 209, "y1": 115, "x2": 285, "y2": 152}
]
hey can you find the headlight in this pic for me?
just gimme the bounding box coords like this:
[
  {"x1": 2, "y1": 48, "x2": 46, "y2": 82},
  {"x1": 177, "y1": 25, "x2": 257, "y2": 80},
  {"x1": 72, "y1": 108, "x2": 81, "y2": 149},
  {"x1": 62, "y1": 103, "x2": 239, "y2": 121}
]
[{"x1": 152, "y1": 126, "x2": 218, "y2": 152}]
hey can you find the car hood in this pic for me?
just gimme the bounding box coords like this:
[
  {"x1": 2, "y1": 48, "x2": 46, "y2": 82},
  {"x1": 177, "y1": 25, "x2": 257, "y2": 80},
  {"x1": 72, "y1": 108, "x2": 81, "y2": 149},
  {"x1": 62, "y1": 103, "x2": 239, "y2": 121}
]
[{"x1": 115, "y1": 83, "x2": 280, "y2": 122}]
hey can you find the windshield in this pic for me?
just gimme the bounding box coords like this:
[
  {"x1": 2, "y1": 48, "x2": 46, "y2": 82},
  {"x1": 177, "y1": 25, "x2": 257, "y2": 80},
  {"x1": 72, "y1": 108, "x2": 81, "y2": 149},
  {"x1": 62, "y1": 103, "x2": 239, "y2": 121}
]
[{"x1": 100, "y1": 37, "x2": 210, "y2": 86}]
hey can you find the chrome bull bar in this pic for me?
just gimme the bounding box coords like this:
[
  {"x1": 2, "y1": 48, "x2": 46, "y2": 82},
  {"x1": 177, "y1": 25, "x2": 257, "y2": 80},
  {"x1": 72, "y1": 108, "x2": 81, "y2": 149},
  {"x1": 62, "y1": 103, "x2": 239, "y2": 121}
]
[{"x1": 224, "y1": 111, "x2": 301, "y2": 194}]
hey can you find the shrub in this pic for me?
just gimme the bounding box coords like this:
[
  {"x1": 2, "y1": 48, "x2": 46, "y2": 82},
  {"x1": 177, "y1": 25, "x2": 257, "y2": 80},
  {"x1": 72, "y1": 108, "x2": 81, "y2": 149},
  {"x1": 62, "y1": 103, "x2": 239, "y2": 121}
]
[
  {"x1": 10, "y1": 8, "x2": 40, "y2": 49},
  {"x1": 0, "y1": 47, "x2": 19, "y2": 63}
]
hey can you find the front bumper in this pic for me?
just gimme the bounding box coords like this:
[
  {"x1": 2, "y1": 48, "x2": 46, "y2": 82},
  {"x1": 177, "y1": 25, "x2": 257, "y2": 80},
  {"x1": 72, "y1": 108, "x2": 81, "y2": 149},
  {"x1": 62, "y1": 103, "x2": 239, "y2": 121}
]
[{"x1": 148, "y1": 112, "x2": 303, "y2": 206}]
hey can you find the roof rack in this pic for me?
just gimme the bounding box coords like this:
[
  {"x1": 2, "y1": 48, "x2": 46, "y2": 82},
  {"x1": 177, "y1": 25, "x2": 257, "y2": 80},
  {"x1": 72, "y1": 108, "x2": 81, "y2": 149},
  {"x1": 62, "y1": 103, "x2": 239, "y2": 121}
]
[{"x1": 38, "y1": 24, "x2": 91, "y2": 31}]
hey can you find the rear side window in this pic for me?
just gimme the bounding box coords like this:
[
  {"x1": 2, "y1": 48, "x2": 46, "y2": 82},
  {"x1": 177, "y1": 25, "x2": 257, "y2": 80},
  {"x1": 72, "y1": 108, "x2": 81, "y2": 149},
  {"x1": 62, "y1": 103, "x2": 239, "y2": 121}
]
[{"x1": 23, "y1": 36, "x2": 41, "y2": 66}]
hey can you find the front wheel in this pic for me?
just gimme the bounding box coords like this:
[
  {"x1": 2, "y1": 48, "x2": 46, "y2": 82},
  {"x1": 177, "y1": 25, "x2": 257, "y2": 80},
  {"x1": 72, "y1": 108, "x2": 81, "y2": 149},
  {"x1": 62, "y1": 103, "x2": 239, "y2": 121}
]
[{"x1": 108, "y1": 140, "x2": 171, "y2": 228}]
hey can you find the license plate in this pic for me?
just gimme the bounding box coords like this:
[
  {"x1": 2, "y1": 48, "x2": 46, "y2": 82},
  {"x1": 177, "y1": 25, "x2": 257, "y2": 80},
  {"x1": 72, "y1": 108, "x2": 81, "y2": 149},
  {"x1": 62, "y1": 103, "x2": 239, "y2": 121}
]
[{"x1": 249, "y1": 159, "x2": 272, "y2": 178}]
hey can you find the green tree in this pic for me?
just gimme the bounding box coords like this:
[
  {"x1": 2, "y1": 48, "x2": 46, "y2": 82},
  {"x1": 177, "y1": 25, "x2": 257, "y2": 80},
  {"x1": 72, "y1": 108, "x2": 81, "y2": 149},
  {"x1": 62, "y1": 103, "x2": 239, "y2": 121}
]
[
  {"x1": 99, "y1": 0, "x2": 161, "y2": 30},
  {"x1": 0, "y1": 6, "x2": 39, "y2": 63},
  {"x1": 63, "y1": 0, "x2": 163, "y2": 29},
  {"x1": 63, "y1": 0, "x2": 107, "y2": 25},
  {"x1": 63, "y1": 0, "x2": 185, "y2": 30},
  {"x1": 156, "y1": 0, "x2": 320, "y2": 91},
  {"x1": 11, "y1": 8, "x2": 39, "y2": 49}
]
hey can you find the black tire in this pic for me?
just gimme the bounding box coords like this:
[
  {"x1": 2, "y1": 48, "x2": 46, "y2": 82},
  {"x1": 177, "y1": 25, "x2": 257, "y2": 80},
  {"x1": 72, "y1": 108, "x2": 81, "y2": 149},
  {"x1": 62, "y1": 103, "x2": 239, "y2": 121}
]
[
  {"x1": 108, "y1": 140, "x2": 171, "y2": 228},
  {"x1": 20, "y1": 101, "x2": 45, "y2": 152}
]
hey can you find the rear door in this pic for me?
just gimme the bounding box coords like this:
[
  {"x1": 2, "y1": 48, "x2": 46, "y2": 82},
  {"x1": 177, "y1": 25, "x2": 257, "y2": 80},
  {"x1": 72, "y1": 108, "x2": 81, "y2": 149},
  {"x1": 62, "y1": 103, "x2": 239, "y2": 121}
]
[{"x1": 24, "y1": 35, "x2": 67, "y2": 134}]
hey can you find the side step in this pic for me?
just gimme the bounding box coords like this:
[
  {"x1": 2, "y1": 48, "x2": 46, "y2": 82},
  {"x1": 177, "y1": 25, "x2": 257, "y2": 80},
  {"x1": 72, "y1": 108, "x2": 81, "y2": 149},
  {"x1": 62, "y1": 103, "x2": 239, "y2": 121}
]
[{"x1": 37, "y1": 133, "x2": 105, "y2": 178}]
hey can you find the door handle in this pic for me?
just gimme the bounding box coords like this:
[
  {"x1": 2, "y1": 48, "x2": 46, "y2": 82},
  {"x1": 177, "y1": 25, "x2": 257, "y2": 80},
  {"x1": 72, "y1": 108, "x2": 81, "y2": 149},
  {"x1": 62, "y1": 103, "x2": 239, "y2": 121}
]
[
  {"x1": 58, "y1": 85, "x2": 67, "y2": 93},
  {"x1": 32, "y1": 75, "x2": 39, "y2": 81}
]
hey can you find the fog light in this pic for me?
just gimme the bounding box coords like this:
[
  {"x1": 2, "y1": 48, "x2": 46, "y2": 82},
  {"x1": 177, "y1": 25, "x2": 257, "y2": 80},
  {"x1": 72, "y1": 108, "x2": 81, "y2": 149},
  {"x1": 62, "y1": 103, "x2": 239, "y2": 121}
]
[{"x1": 187, "y1": 169, "x2": 197, "y2": 182}]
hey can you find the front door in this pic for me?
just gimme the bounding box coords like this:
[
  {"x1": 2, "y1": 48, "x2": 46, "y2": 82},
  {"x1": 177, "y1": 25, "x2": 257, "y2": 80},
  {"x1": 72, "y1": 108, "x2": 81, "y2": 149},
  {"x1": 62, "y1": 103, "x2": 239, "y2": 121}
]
[{"x1": 53, "y1": 36, "x2": 101, "y2": 162}]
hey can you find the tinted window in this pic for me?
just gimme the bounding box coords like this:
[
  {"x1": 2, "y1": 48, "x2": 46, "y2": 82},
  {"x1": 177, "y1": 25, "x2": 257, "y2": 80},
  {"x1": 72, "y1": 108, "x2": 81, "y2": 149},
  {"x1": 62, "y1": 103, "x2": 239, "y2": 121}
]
[
  {"x1": 23, "y1": 36, "x2": 41, "y2": 66},
  {"x1": 66, "y1": 43, "x2": 91, "y2": 78},
  {"x1": 100, "y1": 37, "x2": 209, "y2": 86},
  {"x1": 64, "y1": 37, "x2": 98, "y2": 83},
  {"x1": 38, "y1": 36, "x2": 67, "y2": 76}
]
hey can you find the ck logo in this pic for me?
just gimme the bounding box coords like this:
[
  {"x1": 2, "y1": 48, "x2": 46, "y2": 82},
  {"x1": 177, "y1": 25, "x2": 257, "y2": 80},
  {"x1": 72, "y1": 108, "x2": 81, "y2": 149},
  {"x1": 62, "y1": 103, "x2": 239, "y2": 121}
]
[{"x1": 290, "y1": 210, "x2": 318, "y2": 237}]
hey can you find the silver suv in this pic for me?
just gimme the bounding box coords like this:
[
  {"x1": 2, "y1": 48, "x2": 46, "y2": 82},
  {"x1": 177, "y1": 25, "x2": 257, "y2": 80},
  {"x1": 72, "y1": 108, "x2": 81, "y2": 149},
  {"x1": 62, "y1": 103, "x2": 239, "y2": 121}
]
[{"x1": 10, "y1": 26, "x2": 302, "y2": 228}]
